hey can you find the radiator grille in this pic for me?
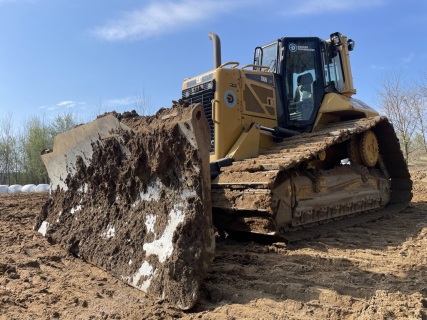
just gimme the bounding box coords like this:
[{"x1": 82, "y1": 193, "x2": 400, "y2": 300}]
[{"x1": 182, "y1": 81, "x2": 215, "y2": 152}]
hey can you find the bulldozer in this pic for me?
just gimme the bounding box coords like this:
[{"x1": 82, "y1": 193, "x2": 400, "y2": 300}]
[
  {"x1": 37, "y1": 32, "x2": 411, "y2": 310},
  {"x1": 183, "y1": 31, "x2": 411, "y2": 235}
]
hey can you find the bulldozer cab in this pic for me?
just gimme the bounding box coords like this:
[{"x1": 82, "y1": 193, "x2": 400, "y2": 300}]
[
  {"x1": 182, "y1": 32, "x2": 364, "y2": 162},
  {"x1": 254, "y1": 33, "x2": 355, "y2": 132}
]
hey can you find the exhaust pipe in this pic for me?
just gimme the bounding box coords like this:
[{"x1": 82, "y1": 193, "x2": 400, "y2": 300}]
[{"x1": 208, "y1": 32, "x2": 221, "y2": 68}]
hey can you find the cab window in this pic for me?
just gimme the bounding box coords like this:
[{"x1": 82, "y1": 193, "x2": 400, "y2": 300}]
[
  {"x1": 285, "y1": 41, "x2": 317, "y2": 121},
  {"x1": 254, "y1": 42, "x2": 278, "y2": 72},
  {"x1": 325, "y1": 50, "x2": 345, "y2": 92}
]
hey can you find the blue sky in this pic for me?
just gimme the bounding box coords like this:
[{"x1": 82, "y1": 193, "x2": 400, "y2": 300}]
[{"x1": 0, "y1": 0, "x2": 426, "y2": 127}]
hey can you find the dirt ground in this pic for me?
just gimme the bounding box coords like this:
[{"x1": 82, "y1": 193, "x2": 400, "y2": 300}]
[{"x1": 1, "y1": 165, "x2": 427, "y2": 319}]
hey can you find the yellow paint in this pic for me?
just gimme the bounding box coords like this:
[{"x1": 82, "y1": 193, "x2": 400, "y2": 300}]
[{"x1": 227, "y1": 123, "x2": 260, "y2": 161}]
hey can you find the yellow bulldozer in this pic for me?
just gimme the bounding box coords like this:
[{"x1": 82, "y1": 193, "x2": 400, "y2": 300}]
[
  {"x1": 182, "y1": 31, "x2": 411, "y2": 235},
  {"x1": 37, "y1": 32, "x2": 411, "y2": 309}
]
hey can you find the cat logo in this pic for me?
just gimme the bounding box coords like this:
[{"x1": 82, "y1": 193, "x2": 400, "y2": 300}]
[{"x1": 224, "y1": 90, "x2": 237, "y2": 108}]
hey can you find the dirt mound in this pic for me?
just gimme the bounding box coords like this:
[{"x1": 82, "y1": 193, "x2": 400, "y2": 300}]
[
  {"x1": 35, "y1": 103, "x2": 214, "y2": 310},
  {"x1": 1, "y1": 165, "x2": 427, "y2": 319}
]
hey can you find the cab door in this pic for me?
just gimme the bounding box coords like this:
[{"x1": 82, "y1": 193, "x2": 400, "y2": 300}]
[{"x1": 280, "y1": 37, "x2": 325, "y2": 132}]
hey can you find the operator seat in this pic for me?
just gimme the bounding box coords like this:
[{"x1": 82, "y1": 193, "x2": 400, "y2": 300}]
[
  {"x1": 293, "y1": 73, "x2": 314, "y2": 120},
  {"x1": 294, "y1": 73, "x2": 313, "y2": 102}
]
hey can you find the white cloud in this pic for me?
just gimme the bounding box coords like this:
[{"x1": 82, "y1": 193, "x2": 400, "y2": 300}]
[
  {"x1": 281, "y1": 0, "x2": 385, "y2": 16},
  {"x1": 92, "y1": 0, "x2": 242, "y2": 41},
  {"x1": 38, "y1": 96, "x2": 141, "y2": 114},
  {"x1": 39, "y1": 100, "x2": 86, "y2": 112},
  {"x1": 57, "y1": 100, "x2": 77, "y2": 107}
]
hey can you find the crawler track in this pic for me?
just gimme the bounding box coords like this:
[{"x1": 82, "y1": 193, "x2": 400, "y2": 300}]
[{"x1": 211, "y1": 116, "x2": 412, "y2": 237}]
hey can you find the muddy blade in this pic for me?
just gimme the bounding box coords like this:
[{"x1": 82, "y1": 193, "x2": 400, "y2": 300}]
[
  {"x1": 41, "y1": 115, "x2": 132, "y2": 191},
  {"x1": 38, "y1": 104, "x2": 214, "y2": 310}
]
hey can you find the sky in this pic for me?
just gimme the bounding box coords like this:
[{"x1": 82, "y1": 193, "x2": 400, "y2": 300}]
[{"x1": 0, "y1": 0, "x2": 426, "y2": 128}]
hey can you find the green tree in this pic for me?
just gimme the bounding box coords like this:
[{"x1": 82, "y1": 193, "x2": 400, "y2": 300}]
[
  {"x1": 22, "y1": 116, "x2": 50, "y2": 183},
  {"x1": 21, "y1": 112, "x2": 79, "y2": 184},
  {"x1": 49, "y1": 112, "x2": 78, "y2": 138},
  {"x1": 0, "y1": 112, "x2": 17, "y2": 185}
]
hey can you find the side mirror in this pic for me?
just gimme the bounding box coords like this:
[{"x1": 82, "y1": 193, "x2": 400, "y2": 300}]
[
  {"x1": 330, "y1": 32, "x2": 343, "y2": 46},
  {"x1": 348, "y1": 39, "x2": 355, "y2": 51},
  {"x1": 254, "y1": 47, "x2": 263, "y2": 67}
]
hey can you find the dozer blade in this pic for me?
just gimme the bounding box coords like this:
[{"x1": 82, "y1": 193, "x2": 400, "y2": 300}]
[
  {"x1": 37, "y1": 104, "x2": 214, "y2": 310},
  {"x1": 41, "y1": 115, "x2": 132, "y2": 191}
]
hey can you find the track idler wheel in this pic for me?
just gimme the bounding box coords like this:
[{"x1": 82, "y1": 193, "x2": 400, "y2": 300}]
[
  {"x1": 348, "y1": 130, "x2": 379, "y2": 168},
  {"x1": 359, "y1": 130, "x2": 379, "y2": 167}
]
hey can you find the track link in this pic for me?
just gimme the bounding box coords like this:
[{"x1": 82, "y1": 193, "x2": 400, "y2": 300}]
[{"x1": 211, "y1": 116, "x2": 412, "y2": 237}]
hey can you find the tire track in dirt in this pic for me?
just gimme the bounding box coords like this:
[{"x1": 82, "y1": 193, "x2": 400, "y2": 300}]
[{"x1": 191, "y1": 198, "x2": 427, "y2": 319}]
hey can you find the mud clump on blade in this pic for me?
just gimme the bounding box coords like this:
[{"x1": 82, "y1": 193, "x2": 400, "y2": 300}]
[{"x1": 36, "y1": 103, "x2": 214, "y2": 310}]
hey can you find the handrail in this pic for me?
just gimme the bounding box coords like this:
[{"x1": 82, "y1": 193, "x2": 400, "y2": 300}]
[
  {"x1": 219, "y1": 61, "x2": 240, "y2": 69},
  {"x1": 241, "y1": 64, "x2": 270, "y2": 71}
]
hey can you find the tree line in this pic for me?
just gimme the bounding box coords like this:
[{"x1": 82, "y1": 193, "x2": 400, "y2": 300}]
[
  {"x1": 0, "y1": 112, "x2": 78, "y2": 185},
  {"x1": 0, "y1": 74, "x2": 425, "y2": 187},
  {"x1": 378, "y1": 71, "x2": 427, "y2": 163},
  {"x1": 0, "y1": 93, "x2": 154, "y2": 186}
]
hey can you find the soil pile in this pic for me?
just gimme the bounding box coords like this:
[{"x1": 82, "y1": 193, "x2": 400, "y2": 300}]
[
  {"x1": 1, "y1": 165, "x2": 427, "y2": 319},
  {"x1": 34, "y1": 103, "x2": 214, "y2": 310}
]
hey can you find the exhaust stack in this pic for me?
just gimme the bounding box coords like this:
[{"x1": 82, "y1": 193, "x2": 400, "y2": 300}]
[{"x1": 208, "y1": 32, "x2": 221, "y2": 68}]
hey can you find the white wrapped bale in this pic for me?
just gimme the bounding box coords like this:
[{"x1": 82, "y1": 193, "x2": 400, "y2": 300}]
[
  {"x1": 0, "y1": 185, "x2": 8, "y2": 194},
  {"x1": 35, "y1": 184, "x2": 50, "y2": 192},
  {"x1": 8, "y1": 184, "x2": 22, "y2": 193},
  {"x1": 22, "y1": 184, "x2": 37, "y2": 192}
]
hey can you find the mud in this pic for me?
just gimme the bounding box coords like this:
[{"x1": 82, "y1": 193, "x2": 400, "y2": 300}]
[
  {"x1": 1, "y1": 165, "x2": 427, "y2": 319},
  {"x1": 34, "y1": 103, "x2": 214, "y2": 310}
]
